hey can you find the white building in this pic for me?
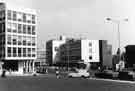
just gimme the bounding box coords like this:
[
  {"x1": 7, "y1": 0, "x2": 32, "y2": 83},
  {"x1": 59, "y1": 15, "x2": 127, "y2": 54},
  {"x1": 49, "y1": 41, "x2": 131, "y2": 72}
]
[{"x1": 0, "y1": 2, "x2": 37, "y2": 74}]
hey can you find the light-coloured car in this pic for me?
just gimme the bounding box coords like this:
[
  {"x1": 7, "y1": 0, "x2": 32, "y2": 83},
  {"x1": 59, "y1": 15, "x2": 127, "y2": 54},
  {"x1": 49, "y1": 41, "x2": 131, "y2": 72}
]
[{"x1": 68, "y1": 69, "x2": 90, "y2": 78}]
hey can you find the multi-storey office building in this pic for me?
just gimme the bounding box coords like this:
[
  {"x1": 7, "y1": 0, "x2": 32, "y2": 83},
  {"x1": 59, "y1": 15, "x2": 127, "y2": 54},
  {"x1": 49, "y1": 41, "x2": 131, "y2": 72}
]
[
  {"x1": 46, "y1": 36, "x2": 66, "y2": 65},
  {"x1": 0, "y1": 3, "x2": 37, "y2": 74},
  {"x1": 46, "y1": 36, "x2": 112, "y2": 68}
]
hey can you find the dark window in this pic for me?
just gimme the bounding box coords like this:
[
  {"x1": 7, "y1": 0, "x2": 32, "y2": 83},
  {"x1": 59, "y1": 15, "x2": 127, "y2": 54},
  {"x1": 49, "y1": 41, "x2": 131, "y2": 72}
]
[
  {"x1": 18, "y1": 24, "x2": 22, "y2": 33},
  {"x1": 7, "y1": 47, "x2": 11, "y2": 57},
  {"x1": 23, "y1": 25, "x2": 26, "y2": 34},
  {"x1": 7, "y1": 10, "x2": 11, "y2": 20},
  {"x1": 23, "y1": 48, "x2": 26, "y2": 57},
  {"x1": 13, "y1": 11, "x2": 16, "y2": 21},
  {"x1": 89, "y1": 56, "x2": 92, "y2": 60},
  {"x1": 18, "y1": 48, "x2": 21, "y2": 57},
  {"x1": 27, "y1": 25, "x2": 31, "y2": 34},
  {"x1": 13, "y1": 47, "x2": 16, "y2": 57},
  {"x1": 32, "y1": 26, "x2": 35, "y2": 35}
]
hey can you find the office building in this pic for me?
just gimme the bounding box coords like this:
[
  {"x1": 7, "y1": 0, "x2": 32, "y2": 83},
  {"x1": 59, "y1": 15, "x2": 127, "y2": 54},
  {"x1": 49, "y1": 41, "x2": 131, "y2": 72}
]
[
  {"x1": 0, "y1": 2, "x2": 37, "y2": 74},
  {"x1": 46, "y1": 36, "x2": 112, "y2": 68}
]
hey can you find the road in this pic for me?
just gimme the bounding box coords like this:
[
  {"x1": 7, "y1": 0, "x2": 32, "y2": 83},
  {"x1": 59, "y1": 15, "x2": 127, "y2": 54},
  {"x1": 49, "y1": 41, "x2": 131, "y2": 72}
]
[{"x1": 0, "y1": 75, "x2": 135, "y2": 91}]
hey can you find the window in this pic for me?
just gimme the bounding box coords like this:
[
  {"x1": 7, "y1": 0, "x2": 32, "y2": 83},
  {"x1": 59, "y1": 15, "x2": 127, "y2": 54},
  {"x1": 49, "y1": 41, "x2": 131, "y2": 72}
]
[
  {"x1": 89, "y1": 56, "x2": 92, "y2": 60},
  {"x1": 32, "y1": 15, "x2": 35, "y2": 24},
  {"x1": 7, "y1": 47, "x2": 11, "y2": 57},
  {"x1": 27, "y1": 14, "x2": 31, "y2": 23},
  {"x1": 89, "y1": 48, "x2": 92, "y2": 53},
  {"x1": 32, "y1": 26, "x2": 35, "y2": 35},
  {"x1": 23, "y1": 36, "x2": 26, "y2": 45},
  {"x1": 27, "y1": 25, "x2": 31, "y2": 34},
  {"x1": 18, "y1": 48, "x2": 21, "y2": 57},
  {"x1": 28, "y1": 48, "x2": 31, "y2": 57},
  {"x1": 13, "y1": 11, "x2": 16, "y2": 21},
  {"x1": 23, "y1": 48, "x2": 26, "y2": 57},
  {"x1": 2, "y1": 23, "x2": 5, "y2": 32},
  {"x1": 17, "y1": 12, "x2": 22, "y2": 22},
  {"x1": 13, "y1": 47, "x2": 16, "y2": 57},
  {"x1": 23, "y1": 25, "x2": 26, "y2": 34},
  {"x1": 23, "y1": 13, "x2": 26, "y2": 22},
  {"x1": 89, "y1": 42, "x2": 92, "y2": 46},
  {"x1": 13, "y1": 35, "x2": 17, "y2": 45},
  {"x1": 7, "y1": 35, "x2": 11, "y2": 45},
  {"x1": 12, "y1": 23, "x2": 17, "y2": 33},
  {"x1": 7, "y1": 10, "x2": 11, "y2": 20},
  {"x1": 32, "y1": 37, "x2": 35, "y2": 46},
  {"x1": 55, "y1": 47, "x2": 59, "y2": 51},
  {"x1": 18, "y1": 36, "x2": 22, "y2": 45},
  {"x1": 18, "y1": 24, "x2": 22, "y2": 33},
  {"x1": 32, "y1": 48, "x2": 36, "y2": 57},
  {"x1": 7, "y1": 22, "x2": 11, "y2": 32},
  {"x1": 27, "y1": 37, "x2": 31, "y2": 46}
]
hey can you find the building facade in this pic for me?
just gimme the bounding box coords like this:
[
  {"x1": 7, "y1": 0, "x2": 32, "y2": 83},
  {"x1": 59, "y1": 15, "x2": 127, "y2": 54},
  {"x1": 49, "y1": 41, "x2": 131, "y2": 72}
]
[
  {"x1": 46, "y1": 36, "x2": 66, "y2": 65},
  {"x1": 46, "y1": 36, "x2": 112, "y2": 68},
  {"x1": 0, "y1": 2, "x2": 37, "y2": 74}
]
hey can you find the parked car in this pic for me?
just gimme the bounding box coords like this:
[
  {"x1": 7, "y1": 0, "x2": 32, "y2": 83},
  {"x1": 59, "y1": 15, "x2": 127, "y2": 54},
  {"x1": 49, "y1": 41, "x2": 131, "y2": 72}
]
[{"x1": 68, "y1": 69, "x2": 90, "y2": 78}]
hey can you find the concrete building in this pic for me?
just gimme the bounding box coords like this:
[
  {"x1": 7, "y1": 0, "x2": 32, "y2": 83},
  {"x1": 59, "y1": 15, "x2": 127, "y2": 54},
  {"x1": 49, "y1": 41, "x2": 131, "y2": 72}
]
[
  {"x1": 35, "y1": 48, "x2": 46, "y2": 68},
  {"x1": 46, "y1": 36, "x2": 112, "y2": 68},
  {"x1": 0, "y1": 2, "x2": 37, "y2": 74},
  {"x1": 46, "y1": 36, "x2": 66, "y2": 65}
]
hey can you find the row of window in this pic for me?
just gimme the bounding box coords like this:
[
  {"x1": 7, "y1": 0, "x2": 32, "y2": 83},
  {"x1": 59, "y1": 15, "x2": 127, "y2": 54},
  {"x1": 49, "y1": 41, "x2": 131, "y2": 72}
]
[
  {"x1": 7, "y1": 47, "x2": 36, "y2": 57},
  {"x1": 7, "y1": 22, "x2": 36, "y2": 35},
  {"x1": 7, "y1": 35, "x2": 36, "y2": 46},
  {"x1": 7, "y1": 10, "x2": 36, "y2": 24}
]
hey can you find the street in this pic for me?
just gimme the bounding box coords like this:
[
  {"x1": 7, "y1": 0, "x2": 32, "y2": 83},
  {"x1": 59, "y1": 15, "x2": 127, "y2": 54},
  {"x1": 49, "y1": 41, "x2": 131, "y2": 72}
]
[{"x1": 0, "y1": 74, "x2": 135, "y2": 91}]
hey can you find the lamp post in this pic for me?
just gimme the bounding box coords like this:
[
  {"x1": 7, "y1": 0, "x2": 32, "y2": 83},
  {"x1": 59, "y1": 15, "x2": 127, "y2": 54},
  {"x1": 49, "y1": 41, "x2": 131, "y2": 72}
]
[{"x1": 106, "y1": 18, "x2": 128, "y2": 61}]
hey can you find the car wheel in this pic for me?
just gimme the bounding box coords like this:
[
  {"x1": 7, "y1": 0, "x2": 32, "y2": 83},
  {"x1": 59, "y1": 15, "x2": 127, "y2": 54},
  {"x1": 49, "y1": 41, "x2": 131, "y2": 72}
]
[
  {"x1": 68, "y1": 75, "x2": 72, "y2": 78},
  {"x1": 81, "y1": 75, "x2": 86, "y2": 78}
]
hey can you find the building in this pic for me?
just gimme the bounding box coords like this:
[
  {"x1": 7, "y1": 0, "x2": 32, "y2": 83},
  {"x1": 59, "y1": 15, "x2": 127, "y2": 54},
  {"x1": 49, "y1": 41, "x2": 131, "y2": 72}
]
[
  {"x1": 35, "y1": 48, "x2": 46, "y2": 68},
  {"x1": 0, "y1": 2, "x2": 37, "y2": 74},
  {"x1": 46, "y1": 36, "x2": 66, "y2": 65},
  {"x1": 46, "y1": 36, "x2": 112, "y2": 68}
]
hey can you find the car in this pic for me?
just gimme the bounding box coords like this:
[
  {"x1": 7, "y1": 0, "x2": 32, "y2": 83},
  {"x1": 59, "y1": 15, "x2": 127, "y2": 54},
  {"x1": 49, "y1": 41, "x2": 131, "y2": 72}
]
[{"x1": 68, "y1": 69, "x2": 90, "y2": 78}]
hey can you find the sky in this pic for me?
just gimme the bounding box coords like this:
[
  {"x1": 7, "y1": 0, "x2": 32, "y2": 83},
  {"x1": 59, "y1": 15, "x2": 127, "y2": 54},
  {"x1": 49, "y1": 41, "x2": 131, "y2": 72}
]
[{"x1": 3, "y1": 0, "x2": 135, "y2": 54}]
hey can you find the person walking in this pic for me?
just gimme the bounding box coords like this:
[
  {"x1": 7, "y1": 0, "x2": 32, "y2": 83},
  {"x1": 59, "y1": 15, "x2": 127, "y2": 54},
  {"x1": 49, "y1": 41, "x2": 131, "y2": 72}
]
[{"x1": 56, "y1": 68, "x2": 60, "y2": 79}]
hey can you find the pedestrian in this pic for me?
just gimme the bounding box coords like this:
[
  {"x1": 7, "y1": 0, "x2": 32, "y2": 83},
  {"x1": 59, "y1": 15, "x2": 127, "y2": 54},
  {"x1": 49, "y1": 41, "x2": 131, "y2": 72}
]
[{"x1": 56, "y1": 68, "x2": 60, "y2": 79}]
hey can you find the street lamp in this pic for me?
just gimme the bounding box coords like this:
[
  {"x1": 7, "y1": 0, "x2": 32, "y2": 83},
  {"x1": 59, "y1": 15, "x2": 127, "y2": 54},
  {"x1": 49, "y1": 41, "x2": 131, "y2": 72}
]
[{"x1": 106, "y1": 17, "x2": 128, "y2": 61}]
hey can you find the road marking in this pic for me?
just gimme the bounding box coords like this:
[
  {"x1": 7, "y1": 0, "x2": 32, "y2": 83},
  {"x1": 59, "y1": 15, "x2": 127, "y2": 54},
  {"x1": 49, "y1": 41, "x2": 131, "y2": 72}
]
[{"x1": 88, "y1": 78, "x2": 135, "y2": 84}]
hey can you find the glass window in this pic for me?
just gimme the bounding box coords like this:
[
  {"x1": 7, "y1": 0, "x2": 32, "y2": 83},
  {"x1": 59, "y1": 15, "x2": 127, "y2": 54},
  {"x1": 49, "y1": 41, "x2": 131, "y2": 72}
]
[
  {"x1": 32, "y1": 15, "x2": 35, "y2": 24},
  {"x1": 23, "y1": 24, "x2": 26, "y2": 34},
  {"x1": 7, "y1": 22, "x2": 11, "y2": 32},
  {"x1": 23, "y1": 48, "x2": 26, "y2": 57},
  {"x1": 89, "y1": 56, "x2": 92, "y2": 60},
  {"x1": 18, "y1": 36, "x2": 22, "y2": 45},
  {"x1": 32, "y1": 26, "x2": 35, "y2": 35},
  {"x1": 28, "y1": 48, "x2": 31, "y2": 57},
  {"x1": 23, "y1": 36, "x2": 26, "y2": 45},
  {"x1": 32, "y1": 37, "x2": 36, "y2": 46},
  {"x1": 7, "y1": 47, "x2": 11, "y2": 57},
  {"x1": 27, "y1": 37, "x2": 31, "y2": 46},
  {"x1": 7, "y1": 10, "x2": 11, "y2": 20},
  {"x1": 18, "y1": 24, "x2": 22, "y2": 33},
  {"x1": 12, "y1": 23, "x2": 17, "y2": 33},
  {"x1": 13, "y1": 47, "x2": 17, "y2": 57},
  {"x1": 23, "y1": 13, "x2": 26, "y2": 22},
  {"x1": 27, "y1": 25, "x2": 31, "y2": 34},
  {"x1": 18, "y1": 48, "x2": 21, "y2": 57},
  {"x1": 89, "y1": 42, "x2": 92, "y2": 46},
  {"x1": 2, "y1": 23, "x2": 5, "y2": 32},
  {"x1": 13, "y1": 11, "x2": 16, "y2": 21},
  {"x1": 13, "y1": 35, "x2": 17, "y2": 45},
  {"x1": 17, "y1": 12, "x2": 22, "y2": 22},
  {"x1": 7, "y1": 35, "x2": 11, "y2": 45},
  {"x1": 27, "y1": 14, "x2": 31, "y2": 23}
]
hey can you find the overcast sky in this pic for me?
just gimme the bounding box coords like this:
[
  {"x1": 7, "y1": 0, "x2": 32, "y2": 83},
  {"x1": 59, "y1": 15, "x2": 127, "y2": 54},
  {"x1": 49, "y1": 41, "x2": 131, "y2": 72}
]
[{"x1": 3, "y1": 0, "x2": 135, "y2": 54}]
